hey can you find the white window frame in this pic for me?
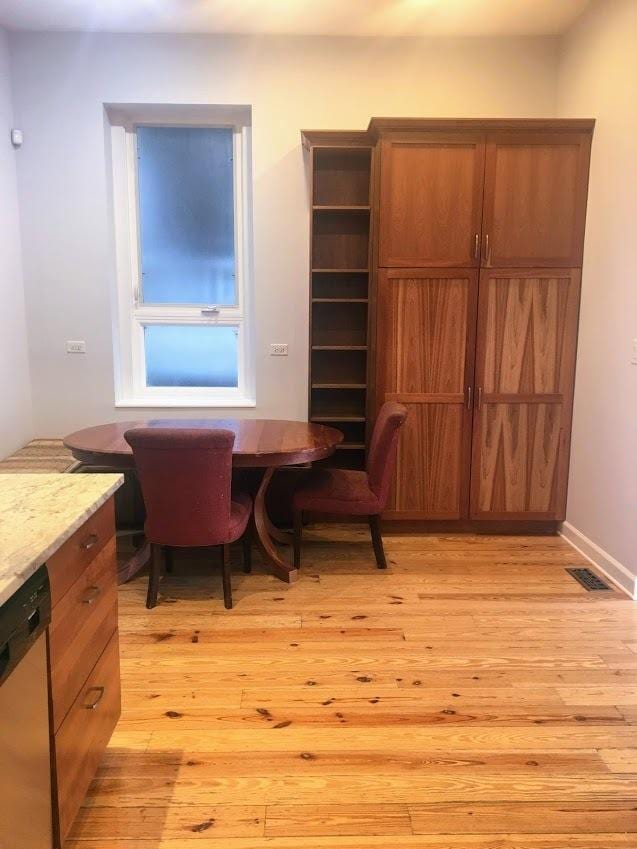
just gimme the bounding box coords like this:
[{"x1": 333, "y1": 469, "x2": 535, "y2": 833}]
[{"x1": 109, "y1": 112, "x2": 254, "y2": 407}]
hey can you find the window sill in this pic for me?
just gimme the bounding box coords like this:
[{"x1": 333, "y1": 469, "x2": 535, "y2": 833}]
[{"x1": 115, "y1": 398, "x2": 257, "y2": 409}]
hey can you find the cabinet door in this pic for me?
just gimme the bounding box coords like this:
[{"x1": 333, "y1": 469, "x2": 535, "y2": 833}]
[
  {"x1": 470, "y1": 269, "x2": 581, "y2": 520},
  {"x1": 376, "y1": 268, "x2": 477, "y2": 519},
  {"x1": 482, "y1": 132, "x2": 591, "y2": 268},
  {"x1": 378, "y1": 134, "x2": 485, "y2": 268}
]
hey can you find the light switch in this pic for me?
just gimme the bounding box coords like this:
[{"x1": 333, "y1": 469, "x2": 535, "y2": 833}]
[
  {"x1": 270, "y1": 343, "x2": 288, "y2": 356},
  {"x1": 66, "y1": 340, "x2": 86, "y2": 354}
]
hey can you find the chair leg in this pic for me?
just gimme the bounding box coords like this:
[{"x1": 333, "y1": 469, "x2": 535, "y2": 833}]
[
  {"x1": 293, "y1": 510, "x2": 303, "y2": 569},
  {"x1": 146, "y1": 543, "x2": 163, "y2": 609},
  {"x1": 368, "y1": 515, "x2": 387, "y2": 569},
  {"x1": 221, "y1": 543, "x2": 233, "y2": 609},
  {"x1": 164, "y1": 545, "x2": 174, "y2": 574},
  {"x1": 242, "y1": 527, "x2": 252, "y2": 574}
]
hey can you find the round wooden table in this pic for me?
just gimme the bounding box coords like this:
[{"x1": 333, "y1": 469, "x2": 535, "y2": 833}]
[{"x1": 64, "y1": 419, "x2": 342, "y2": 583}]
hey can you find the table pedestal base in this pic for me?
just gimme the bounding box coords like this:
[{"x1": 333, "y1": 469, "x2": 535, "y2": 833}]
[{"x1": 254, "y1": 467, "x2": 298, "y2": 583}]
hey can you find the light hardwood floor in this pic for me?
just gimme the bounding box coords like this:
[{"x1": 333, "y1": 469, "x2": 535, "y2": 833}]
[{"x1": 67, "y1": 525, "x2": 637, "y2": 848}]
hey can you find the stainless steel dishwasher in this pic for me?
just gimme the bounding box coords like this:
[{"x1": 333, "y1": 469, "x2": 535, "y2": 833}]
[{"x1": 0, "y1": 565, "x2": 53, "y2": 849}]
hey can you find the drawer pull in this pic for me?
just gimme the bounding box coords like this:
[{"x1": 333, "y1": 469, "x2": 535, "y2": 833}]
[
  {"x1": 80, "y1": 533, "x2": 99, "y2": 551},
  {"x1": 81, "y1": 585, "x2": 101, "y2": 605},
  {"x1": 83, "y1": 686, "x2": 105, "y2": 710}
]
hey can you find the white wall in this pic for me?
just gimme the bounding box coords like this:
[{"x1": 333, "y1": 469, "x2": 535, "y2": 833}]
[
  {"x1": 8, "y1": 31, "x2": 558, "y2": 435},
  {"x1": 557, "y1": 0, "x2": 637, "y2": 591},
  {"x1": 0, "y1": 28, "x2": 32, "y2": 458}
]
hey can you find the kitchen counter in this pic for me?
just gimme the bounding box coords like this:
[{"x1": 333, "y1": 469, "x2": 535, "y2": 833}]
[{"x1": 0, "y1": 473, "x2": 123, "y2": 606}]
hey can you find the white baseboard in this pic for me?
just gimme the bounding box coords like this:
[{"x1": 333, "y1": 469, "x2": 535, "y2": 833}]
[{"x1": 560, "y1": 522, "x2": 635, "y2": 599}]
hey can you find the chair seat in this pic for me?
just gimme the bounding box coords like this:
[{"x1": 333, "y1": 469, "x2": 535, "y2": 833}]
[
  {"x1": 228, "y1": 491, "x2": 252, "y2": 542},
  {"x1": 293, "y1": 468, "x2": 381, "y2": 516}
]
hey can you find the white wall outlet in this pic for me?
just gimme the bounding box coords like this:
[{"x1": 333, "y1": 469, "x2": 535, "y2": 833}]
[
  {"x1": 270, "y1": 343, "x2": 288, "y2": 356},
  {"x1": 66, "y1": 340, "x2": 86, "y2": 354},
  {"x1": 632, "y1": 338, "x2": 637, "y2": 365}
]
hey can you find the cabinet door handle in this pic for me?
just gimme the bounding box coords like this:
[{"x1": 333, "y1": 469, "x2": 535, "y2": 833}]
[
  {"x1": 81, "y1": 585, "x2": 101, "y2": 605},
  {"x1": 80, "y1": 533, "x2": 98, "y2": 551},
  {"x1": 466, "y1": 386, "x2": 472, "y2": 410},
  {"x1": 484, "y1": 234, "x2": 491, "y2": 265},
  {"x1": 474, "y1": 233, "x2": 480, "y2": 260},
  {"x1": 83, "y1": 686, "x2": 105, "y2": 710},
  {"x1": 477, "y1": 386, "x2": 483, "y2": 410}
]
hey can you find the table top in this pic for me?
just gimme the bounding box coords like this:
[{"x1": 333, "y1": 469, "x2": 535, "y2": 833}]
[{"x1": 64, "y1": 419, "x2": 343, "y2": 469}]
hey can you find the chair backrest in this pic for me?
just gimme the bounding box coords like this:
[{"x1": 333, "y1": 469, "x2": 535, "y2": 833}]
[
  {"x1": 366, "y1": 402, "x2": 408, "y2": 508},
  {"x1": 124, "y1": 427, "x2": 235, "y2": 548}
]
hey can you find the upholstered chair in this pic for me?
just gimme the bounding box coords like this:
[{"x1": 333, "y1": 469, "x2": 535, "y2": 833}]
[
  {"x1": 124, "y1": 428, "x2": 252, "y2": 610},
  {"x1": 292, "y1": 402, "x2": 408, "y2": 569}
]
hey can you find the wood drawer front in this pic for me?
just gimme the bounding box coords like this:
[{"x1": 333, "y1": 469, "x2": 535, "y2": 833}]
[
  {"x1": 49, "y1": 536, "x2": 118, "y2": 730},
  {"x1": 47, "y1": 498, "x2": 115, "y2": 608},
  {"x1": 54, "y1": 629, "x2": 121, "y2": 844}
]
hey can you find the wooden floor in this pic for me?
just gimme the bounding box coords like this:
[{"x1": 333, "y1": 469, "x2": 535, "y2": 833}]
[{"x1": 67, "y1": 525, "x2": 637, "y2": 848}]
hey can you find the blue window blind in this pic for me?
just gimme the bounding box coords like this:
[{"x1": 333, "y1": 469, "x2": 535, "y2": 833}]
[
  {"x1": 144, "y1": 325, "x2": 238, "y2": 388},
  {"x1": 137, "y1": 126, "x2": 236, "y2": 306}
]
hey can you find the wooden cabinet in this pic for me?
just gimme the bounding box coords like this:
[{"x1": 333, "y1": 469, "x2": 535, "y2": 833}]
[
  {"x1": 482, "y1": 132, "x2": 591, "y2": 268},
  {"x1": 378, "y1": 134, "x2": 485, "y2": 268},
  {"x1": 370, "y1": 119, "x2": 592, "y2": 525},
  {"x1": 302, "y1": 134, "x2": 373, "y2": 472},
  {"x1": 376, "y1": 268, "x2": 477, "y2": 518},
  {"x1": 48, "y1": 536, "x2": 118, "y2": 730},
  {"x1": 53, "y1": 631, "x2": 120, "y2": 841},
  {"x1": 470, "y1": 269, "x2": 581, "y2": 519},
  {"x1": 303, "y1": 118, "x2": 593, "y2": 526},
  {"x1": 47, "y1": 496, "x2": 120, "y2": 846}
]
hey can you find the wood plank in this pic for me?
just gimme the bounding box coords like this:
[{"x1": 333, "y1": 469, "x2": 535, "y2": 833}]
[
  {"x1": 116, "y1": 704, "x2": 625, "y2": 730},
  {"x1": 557, "y1": 687, "x2": 637, "y2": 706},
  {"x1": 599, "y1": 750, "x2": 637, "y2": 774},
  {"x1": 142, "y1": 725, "x2": 637, "y2": 753},
  {"x1": 69, "y1": 805, "x2": 265, "y2": 840},
  {"x1": 239, "y1": 686, "x2": 567, "y2": 708},
  {"x1": 265, "y1": 804, "x2": 411, "y2": 837},
  {"x1": 85, "y1": 772, "x2": 637, "y2": 806},
  {"x1": 409, "y1": 801, "x2": 637, "y2": 834},
  {"x1": 92, "y1": 749, "x2": 612, "y2": 780},
  {"x1": 63, "y1": 835, "x2": 637, "y2": 849}
]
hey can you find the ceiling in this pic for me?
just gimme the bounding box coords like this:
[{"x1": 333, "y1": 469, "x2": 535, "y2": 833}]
[{"x1": 0, "y1": 0, "x2": 592, "y2": 38}]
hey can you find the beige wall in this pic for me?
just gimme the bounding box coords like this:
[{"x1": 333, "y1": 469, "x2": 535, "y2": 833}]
[
  {"x1": 0, "y1": 28, "x2": 32, "y2": 458},
  {"x1": 557, "y1": 0, "x2": 637, "y2": 590},
  {"x1": 8, "y1": 32, "x2": 558, "y2": 436}
]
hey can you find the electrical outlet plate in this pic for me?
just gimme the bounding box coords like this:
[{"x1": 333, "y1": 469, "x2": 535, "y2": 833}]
[
  {"x1": 270, "y1": 343, "x2": 288, "y2": 356},
  {"x1": 66, "y1": 340, "x2": 86, "y2": 354}
]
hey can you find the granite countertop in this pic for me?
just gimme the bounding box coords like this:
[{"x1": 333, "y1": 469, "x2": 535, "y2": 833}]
[{"x1": 0, "y1": 473, "x2": 124, "y2": 606}]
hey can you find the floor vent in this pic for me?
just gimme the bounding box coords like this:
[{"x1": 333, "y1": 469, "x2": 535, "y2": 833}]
[{"x1": 566, "y1": 567, "x2": 612, "y2": 592}]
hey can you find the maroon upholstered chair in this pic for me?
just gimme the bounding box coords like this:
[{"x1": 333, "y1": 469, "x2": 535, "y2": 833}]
[
  {"x1": 292, "y1": 402, "x2": 408, "y2": 569},
  {"x1": 124, "y1": 427, "x2": 252, "y2": 610}
]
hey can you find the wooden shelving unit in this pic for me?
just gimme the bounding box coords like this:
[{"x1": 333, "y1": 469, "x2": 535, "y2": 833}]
[{"x1": 303, "y1": 139, "x2": 373, "y2": 470}]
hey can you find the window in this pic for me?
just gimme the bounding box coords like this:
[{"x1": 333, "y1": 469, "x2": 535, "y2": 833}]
[{"x1": 109, "y1": 107, "x2": 253, "y2": 406}]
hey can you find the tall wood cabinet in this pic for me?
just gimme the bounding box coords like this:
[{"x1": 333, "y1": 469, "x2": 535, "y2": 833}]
[
  {"x1": 303, "y1": 118, "x2": 593, "y2": 527},
  {"x1": 302, "y1": 133, "x2": 373, "y2": 471}
]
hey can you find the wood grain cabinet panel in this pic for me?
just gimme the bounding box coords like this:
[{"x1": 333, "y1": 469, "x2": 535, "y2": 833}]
[
  {"x1": 46, "y1": 494, "x2": 121, "y2": 847},
  {"x1": 378, "y1": 135, "x2": 485, "y2": 268},
  {"x1": 53, "y1": 630, "x2": 121, "y2": 843},
  {"x1": 49, "y1": 536, "x2": 118, "y2": 731},
  {"x1": 47, "y1": 498, "x2": 115, "y2": 608},
  {"x1": 376, "y1": 269, "x2": 477, "y2": 518},
  {"x1": 482, "y1": 132, "x2": 591, "y2": 268},
  {"x1": 470, "y1": 269, "x2": 581, "y2": 520}
]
